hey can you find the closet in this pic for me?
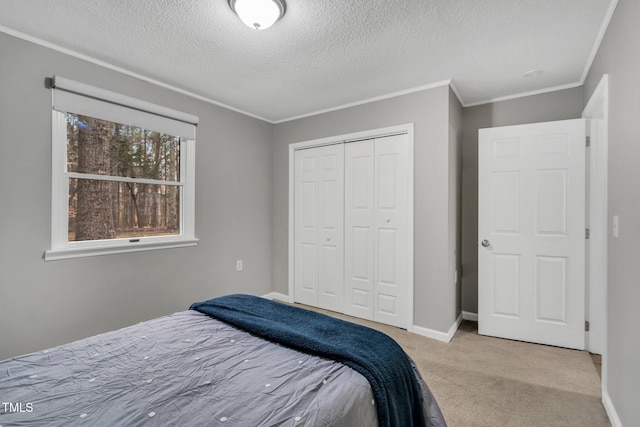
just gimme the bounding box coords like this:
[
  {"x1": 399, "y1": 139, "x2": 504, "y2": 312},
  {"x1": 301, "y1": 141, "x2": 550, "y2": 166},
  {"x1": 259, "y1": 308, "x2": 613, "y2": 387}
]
[{"x1": 293, "y1": 132, "x2": 411, "y2": 329}]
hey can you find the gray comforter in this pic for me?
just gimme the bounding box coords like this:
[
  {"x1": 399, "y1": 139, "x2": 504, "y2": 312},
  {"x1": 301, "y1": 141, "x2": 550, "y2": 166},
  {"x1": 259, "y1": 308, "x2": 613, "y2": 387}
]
[{"x1": 0, "y1": 310, "x2": 445, "y2": 426}]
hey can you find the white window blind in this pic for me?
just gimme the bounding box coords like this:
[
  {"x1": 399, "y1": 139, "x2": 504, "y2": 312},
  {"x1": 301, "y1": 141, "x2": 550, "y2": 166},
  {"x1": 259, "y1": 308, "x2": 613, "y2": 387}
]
[{"x1": 52, "y1": 75, "x2": 198, "y2": 138}]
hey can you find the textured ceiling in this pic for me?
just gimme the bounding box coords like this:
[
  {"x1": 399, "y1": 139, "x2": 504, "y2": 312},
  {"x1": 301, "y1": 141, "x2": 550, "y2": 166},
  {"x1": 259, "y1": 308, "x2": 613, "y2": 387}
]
[{"x1": 0, "y1": 0, "x2": 616, "y2": 123}]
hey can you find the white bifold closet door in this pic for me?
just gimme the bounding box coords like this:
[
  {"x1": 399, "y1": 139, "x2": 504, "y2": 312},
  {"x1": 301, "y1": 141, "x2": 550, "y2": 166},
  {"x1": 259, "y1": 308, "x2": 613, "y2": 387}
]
[
  {"x1": 344, "y1": 134, "x2": 410, "y2": 328},
  {"x1": 293, "y1": 134, "x2": 410, "y2": 329},
  {"x1": 293, "y1": 144, "x2": 344, "y2": 312}
]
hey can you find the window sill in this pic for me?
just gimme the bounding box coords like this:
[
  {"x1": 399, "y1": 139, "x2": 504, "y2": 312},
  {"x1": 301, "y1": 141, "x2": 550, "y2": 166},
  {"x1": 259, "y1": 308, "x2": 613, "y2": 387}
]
[{"x1": 44, "y1": 238, "x2": 199, "y2": 261}]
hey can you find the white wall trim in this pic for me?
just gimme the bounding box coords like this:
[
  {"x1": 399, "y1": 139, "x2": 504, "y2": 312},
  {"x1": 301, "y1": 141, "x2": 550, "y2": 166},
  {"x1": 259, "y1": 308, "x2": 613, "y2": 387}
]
[
  {"x1": 463, "y1": 82, "x2": 584, "y2": 108},
  {"x1": 0, "y1": 24, "x2": 271, "y2": 123},
  {"x1": 463, "y1": 0, "x2": 618, "y2": 110},
  {"x1": 3, "y1": 23, "x2": 449, "y2": 123},
  {"x1": 448, "y1": 80, "x2": 465, "y2": 107},
  {"x1": 580, "y1": 0, "x2": 619, "y2": 84},
  {"x1": 262, "y1": 292, "x2": 293, "y2": 303},
  {"x1": 272, "y1": 291, "x2": 463, "y2": 345},
  {"x1": 275, "y1": 81, "x2": 452, "y2": 124},
  {"x1": 1, "y1": 16, "x2": 620, "y2": 125},
  {"x1": 462, "y1": 311, "x2": 478, "y2": 322},
  {"x1": 45, "y1": 239, "x2": 199, "y2": 261},
  {"x1": 582, "y1": 75, "x2": 609, "y2": 399},
  {"x1": 289, "y1": 124, "x2": 415, "y2": 151},
  {"x1": 602, "y1": 391, "x2": 624, "y2": 427},
  {"x1": 268, "y1": 291, "x2": 465, "y2": 345},
  {"x1": 411, "y1": 313, "x2": 463, "y2": 343}
]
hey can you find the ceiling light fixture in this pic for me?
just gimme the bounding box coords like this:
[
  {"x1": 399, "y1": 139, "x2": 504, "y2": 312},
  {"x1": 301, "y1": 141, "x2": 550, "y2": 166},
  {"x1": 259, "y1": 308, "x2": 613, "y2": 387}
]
[{"x1": 228, "y1": 0, "x2": 286, "y2": 30}]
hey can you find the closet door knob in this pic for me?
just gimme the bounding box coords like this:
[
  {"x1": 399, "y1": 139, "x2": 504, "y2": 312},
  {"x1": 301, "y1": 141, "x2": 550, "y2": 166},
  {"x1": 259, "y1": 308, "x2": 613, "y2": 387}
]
[
  {"x1": 481, "y1": 239, "x2": 491, "y2": 247},
  {"x1": 385, "y1": 218, "x2": 390, "y2": 223},
  {"x1": 326, "y1": 237, "x2": 331, "y2": 242}
]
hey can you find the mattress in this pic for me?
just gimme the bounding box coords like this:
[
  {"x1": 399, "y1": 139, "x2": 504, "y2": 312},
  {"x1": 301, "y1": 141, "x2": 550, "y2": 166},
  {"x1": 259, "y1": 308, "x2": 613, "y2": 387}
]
[{"x1": 0, "y1": 308, "x2": 445, "y2": 426}]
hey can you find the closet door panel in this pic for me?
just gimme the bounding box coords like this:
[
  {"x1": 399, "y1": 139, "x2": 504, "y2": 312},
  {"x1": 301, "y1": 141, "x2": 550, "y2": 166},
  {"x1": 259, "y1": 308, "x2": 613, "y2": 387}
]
[
  {"x1": 374, "y1": 135, "x2": 409, "y2": 328},
  {"x1": 344, "y1": 141, "x2": 375, "y2": 320},
  {"x1": 294, "y1": 148, "x2": 319, "y2": 306},
  {"x1": 318, "y1": 145, "x2": 344, "y2": 312}
]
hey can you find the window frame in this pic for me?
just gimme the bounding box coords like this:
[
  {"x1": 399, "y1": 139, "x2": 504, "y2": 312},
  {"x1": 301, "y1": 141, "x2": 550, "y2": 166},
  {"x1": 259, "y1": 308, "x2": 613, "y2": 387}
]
[{"x1": 45, "y1": 76, "x2": 198, "y2": 261}]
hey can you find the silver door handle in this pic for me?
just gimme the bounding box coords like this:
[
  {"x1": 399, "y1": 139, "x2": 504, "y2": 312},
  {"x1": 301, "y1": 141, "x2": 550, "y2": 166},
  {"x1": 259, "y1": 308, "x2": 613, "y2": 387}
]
[{"x1": 481, "y1": 239, "x2": 491, "y2": 247}]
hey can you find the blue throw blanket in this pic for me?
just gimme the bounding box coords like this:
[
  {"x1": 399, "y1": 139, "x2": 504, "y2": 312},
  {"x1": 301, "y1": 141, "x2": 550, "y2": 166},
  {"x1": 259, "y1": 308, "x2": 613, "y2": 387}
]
[{"x1": 190, "y1": 294, "x2": 426, "y2": 427}]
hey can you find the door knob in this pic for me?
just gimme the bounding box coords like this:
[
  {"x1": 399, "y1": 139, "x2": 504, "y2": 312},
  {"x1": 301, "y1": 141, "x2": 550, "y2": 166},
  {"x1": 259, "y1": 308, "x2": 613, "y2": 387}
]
[
  {"x1": 481, "y1": 239, "x2": 491, "y2": 247},
  {"x1": 385, "y1": 218, "x2": 390, "y2": 223},
  {"x1": 326, "y1": 237, "x2": 331, "y2": 242}
]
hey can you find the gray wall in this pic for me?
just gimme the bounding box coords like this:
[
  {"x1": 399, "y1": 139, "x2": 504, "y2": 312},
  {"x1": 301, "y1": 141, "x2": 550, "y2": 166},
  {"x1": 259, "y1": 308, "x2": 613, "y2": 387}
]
[
  {"x1": 460, "y1": 87, "x2": 584, "y2": 313},
  {"x1": 0, "y1": 32, "x2": 274, "y2": 360},
  {"x1": 272, "y1": 85, "x2": 462, "y2": 333},
  {"x1": 449, "y1": 88, "x2": 463, "y2": 321},
  {"x1": 583, "y1": 0, "x2": 640, "y2": 424}
]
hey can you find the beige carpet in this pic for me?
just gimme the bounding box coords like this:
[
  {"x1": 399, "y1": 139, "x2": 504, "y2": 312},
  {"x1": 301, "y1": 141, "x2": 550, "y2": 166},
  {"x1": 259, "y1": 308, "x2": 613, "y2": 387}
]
[{"x1": 292, "y1": 304, "x2": 610, "y2": 427}]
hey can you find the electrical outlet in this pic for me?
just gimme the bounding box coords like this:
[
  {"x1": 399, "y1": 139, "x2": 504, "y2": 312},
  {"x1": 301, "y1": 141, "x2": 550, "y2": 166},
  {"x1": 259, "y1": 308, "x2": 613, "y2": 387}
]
[{"x1": 236, "y1": 260, "x2": 243, "y2": 271}]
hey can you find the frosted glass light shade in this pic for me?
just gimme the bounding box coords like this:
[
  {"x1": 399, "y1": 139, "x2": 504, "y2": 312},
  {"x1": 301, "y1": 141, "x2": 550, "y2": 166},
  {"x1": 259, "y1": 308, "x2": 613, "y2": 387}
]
[{"x1": 229, "y1": 0, "x2": 286, "y2": 30}]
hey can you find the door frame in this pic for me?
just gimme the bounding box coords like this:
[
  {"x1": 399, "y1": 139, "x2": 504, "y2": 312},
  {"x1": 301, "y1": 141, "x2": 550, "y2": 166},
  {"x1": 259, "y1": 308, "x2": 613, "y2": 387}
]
[
  {"x1": 582, "y1": 75, "x2": 609, "y2": 378},
  {"x1": 288, "y1": 123, "x2": 415, "y2": 328}
]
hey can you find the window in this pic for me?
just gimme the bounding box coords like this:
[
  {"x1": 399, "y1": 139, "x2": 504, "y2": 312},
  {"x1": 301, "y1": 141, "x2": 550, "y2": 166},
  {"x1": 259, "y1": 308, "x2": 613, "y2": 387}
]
[{"x1": 45, "y1": 76, "x2": 198, "y2": 260}]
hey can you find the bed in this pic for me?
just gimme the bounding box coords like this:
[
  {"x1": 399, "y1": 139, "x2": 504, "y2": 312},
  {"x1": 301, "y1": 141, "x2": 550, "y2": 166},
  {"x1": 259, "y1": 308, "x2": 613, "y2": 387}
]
[{"x1": 0, "y1": 294, "x2": 446, "y2": 426}]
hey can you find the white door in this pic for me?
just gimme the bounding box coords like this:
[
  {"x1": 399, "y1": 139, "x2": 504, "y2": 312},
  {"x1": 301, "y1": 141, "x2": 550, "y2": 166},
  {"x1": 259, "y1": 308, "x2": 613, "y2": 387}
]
[
  {"x1": 478, "y1": 119, "x2": 586, "y2": 350},
  {"x1": 344, "y1": 140, "x2": 375, "y2": 319},
  {"x1": 345, "y1": 135, "x2": 410, "y2": 328},
  {"x1": 317, "y1": 145, "x2": 344, "y2": 312},
  {"x1": 294, "y1": 148, "x2": 319, "y2": 306},
  {"x1": 373, "y1": 135, "x2": 410, "y2": 328},
  {"x1": 294, "y1": 145, "x2": 344, "y2": 311}
]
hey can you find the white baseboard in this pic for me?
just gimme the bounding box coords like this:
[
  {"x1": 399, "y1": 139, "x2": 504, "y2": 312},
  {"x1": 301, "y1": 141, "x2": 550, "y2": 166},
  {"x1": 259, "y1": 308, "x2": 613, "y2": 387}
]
[
  {"x1": 463, "y1": 311, "x2": 478, "y2": 322},
  {"x1": 602, "y1": 390, "x2": 623, "y2": 427},
  {"x1": 411, "y1": 313, "x2": 463, "y2": 343},
  {"x1": 264, "y1": 294, "x2": 465, "y2": 344},
  {"x1": 261, "y1": 292, "x2": 293, "y2": 303}
]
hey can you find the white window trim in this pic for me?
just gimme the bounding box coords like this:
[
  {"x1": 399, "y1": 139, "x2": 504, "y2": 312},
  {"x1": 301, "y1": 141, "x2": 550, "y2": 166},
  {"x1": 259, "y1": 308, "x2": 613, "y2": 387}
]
[{"x1": 45, "y1": 76, "x2": 198, "y2": 261}]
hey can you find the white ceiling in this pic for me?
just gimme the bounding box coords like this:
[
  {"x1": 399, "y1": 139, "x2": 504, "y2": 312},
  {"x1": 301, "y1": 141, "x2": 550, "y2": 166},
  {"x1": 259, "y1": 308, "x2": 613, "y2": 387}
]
[{"x1": 0, "y1": 0, "x2": 616, "y2": 123}]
